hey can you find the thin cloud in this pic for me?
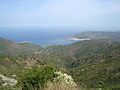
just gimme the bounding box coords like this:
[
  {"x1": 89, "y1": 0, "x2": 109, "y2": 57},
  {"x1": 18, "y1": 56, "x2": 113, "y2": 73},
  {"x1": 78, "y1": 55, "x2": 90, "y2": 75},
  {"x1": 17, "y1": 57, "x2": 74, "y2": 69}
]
[{"x1": 0, "y1": 0, "x2": 120, "y2": 27}]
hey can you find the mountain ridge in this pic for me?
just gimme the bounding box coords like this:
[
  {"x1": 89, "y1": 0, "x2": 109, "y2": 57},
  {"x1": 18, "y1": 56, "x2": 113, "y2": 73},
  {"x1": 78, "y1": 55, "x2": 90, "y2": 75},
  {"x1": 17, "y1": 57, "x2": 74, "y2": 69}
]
[{"x1": 0, "y1": 31, "x2": 120, "y2": 89}]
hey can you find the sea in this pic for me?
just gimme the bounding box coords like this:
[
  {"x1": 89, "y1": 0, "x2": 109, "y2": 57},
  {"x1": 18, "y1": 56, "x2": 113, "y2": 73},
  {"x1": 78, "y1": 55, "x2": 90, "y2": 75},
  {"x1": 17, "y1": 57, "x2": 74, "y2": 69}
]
[
  {"x1": 0, "y1": 27, "x2": 80, "y2": 45},
  {"x1": 0, "y1": 26, "x2": 119, "y2": 45}
]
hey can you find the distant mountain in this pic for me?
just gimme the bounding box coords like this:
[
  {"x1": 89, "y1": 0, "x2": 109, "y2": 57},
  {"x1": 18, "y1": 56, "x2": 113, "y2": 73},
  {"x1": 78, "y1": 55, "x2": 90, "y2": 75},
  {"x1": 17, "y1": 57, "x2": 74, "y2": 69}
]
[
  {"x1": 1, "y1": 31, "x2": 120, "y2": 56},
  {"x1": 67, "y1": 31, "x2": 120, "y2": 41},
  {"x1": 0, "y1": 37, "x2": 43, "y2": 56}
]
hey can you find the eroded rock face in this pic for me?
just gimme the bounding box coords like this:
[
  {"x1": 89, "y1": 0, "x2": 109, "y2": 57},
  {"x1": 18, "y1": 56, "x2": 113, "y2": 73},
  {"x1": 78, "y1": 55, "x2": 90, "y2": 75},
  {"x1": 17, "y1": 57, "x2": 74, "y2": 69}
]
[{"x1": 0, "y1": 74, "x2": 17, "y2": 86}]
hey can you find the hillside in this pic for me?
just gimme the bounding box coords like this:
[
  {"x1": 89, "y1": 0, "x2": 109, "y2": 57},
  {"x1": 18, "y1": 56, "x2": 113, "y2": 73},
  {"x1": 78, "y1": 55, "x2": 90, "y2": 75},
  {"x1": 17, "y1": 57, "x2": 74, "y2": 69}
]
[
  {"x1": 67, "y1": 31, "x2": 120, "y2": 41},
  {"x1": 66, "y1": 40, "x2": 120, "y2": 89},
  {"x1": 0, "y1": 32, "x2": 120, "y2": 89},
  {"x1": 0, "y1": 37, "x2": 43, "y2": 56}
]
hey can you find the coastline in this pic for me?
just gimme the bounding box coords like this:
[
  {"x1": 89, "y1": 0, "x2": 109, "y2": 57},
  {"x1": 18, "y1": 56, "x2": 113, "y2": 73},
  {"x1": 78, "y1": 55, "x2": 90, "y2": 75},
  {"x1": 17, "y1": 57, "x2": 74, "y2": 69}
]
[{"x1": 66, "y1": 37, "x2": 91, "y2": 41}]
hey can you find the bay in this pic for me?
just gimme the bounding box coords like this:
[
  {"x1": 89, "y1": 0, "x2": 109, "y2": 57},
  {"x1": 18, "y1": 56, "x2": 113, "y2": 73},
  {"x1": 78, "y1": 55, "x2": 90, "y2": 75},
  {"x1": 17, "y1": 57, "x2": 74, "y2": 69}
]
[{"x1": 0, "y1": 27, "x2": 78, "y2": 45}]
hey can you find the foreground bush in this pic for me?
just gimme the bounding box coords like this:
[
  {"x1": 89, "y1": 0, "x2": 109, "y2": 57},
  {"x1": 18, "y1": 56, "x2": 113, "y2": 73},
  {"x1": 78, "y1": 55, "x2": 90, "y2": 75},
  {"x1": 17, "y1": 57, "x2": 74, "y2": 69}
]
[
  {"x1": 44, "y1": 71, "x2": 78, "y2": 90},
  {"x1": 18, "y1": 65, "x2": 57, "y2": 90},
  {"x1": 18, "y1": 65, "x2": 78, "y2": 90}
]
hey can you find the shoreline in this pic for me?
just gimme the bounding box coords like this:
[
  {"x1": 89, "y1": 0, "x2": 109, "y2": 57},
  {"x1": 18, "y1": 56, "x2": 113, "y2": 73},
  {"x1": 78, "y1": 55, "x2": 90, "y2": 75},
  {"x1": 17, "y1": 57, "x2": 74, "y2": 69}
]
[{"x1": 66, "y1": 37, "x2": 91, "y2": 41}]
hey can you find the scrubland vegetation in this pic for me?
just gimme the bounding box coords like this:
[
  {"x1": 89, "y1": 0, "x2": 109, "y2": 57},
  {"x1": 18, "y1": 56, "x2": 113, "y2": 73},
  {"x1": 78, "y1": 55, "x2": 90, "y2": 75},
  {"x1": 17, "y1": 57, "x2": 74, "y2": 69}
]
[{"x1": 0, "y1": 33, "x2": 120, "y2": 90}]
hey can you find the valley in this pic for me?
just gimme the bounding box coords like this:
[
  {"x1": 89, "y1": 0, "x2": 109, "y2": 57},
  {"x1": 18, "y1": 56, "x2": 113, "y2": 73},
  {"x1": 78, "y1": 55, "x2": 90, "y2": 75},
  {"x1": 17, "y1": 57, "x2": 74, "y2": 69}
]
[{"x1": 0, "y1": 31, "x2": 120, "y2": 90}]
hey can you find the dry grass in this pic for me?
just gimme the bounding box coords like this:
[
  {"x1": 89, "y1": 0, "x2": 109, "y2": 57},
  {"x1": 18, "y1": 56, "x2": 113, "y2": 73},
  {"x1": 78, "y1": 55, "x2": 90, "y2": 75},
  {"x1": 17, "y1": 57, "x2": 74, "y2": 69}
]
[{"x1": 43, "y1": 81, "x2": 78, "y2": 90}]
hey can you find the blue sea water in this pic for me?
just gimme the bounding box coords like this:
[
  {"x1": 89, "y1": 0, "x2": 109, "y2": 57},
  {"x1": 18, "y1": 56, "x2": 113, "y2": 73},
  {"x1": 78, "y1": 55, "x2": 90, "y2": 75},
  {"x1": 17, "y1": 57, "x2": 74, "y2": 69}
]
[{"x1": 0, "y1": 27, "x2": 79, "y2": 45}]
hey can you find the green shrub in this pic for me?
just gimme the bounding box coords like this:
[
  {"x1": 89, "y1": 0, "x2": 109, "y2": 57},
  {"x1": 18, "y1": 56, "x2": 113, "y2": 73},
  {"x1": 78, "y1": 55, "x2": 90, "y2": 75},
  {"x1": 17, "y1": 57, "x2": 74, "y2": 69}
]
[
  {"x1": 0, "y1": 85, "x2": 14, "y2": 90},
  {"x1": 18, "y1": 65, "x2": 57, "y2": 90},
  {"x1": 0, "y1": 77, "x2": 3, "y2": 86}
]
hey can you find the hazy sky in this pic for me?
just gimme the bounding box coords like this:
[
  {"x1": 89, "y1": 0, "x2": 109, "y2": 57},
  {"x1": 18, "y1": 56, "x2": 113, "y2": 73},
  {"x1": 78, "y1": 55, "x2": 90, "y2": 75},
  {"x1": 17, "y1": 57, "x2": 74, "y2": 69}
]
[{"x1": 0, "y1": 0, "x2": 120, "y2": 28}]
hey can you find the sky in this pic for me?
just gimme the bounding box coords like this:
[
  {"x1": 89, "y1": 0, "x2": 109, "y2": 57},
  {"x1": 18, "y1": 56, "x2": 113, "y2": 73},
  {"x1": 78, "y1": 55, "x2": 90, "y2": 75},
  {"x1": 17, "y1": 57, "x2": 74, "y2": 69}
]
[{"x1": 0, "y1": 0, "x2": 120, "y2": 28}]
